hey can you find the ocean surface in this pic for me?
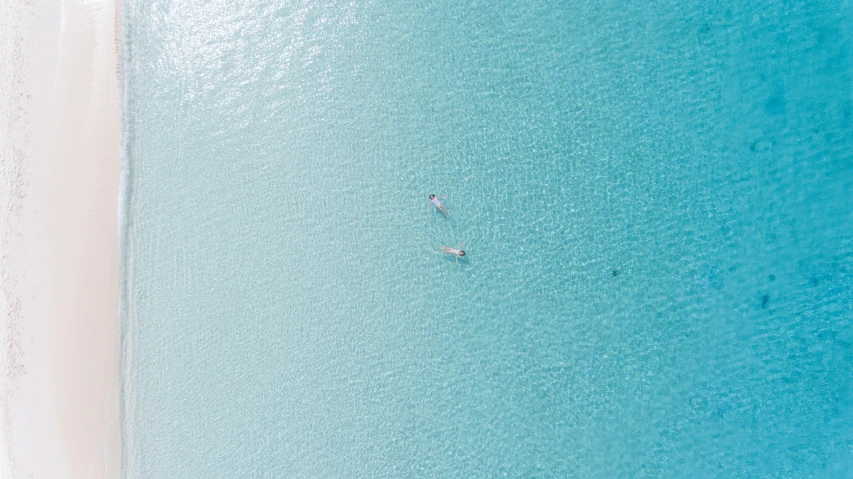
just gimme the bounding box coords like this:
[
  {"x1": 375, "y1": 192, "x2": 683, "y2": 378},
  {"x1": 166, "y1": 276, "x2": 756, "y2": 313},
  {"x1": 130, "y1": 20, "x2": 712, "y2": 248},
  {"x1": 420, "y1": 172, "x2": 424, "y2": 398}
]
[{"x1": 121, "y1": 0, "x2": 853, "y2": 477}]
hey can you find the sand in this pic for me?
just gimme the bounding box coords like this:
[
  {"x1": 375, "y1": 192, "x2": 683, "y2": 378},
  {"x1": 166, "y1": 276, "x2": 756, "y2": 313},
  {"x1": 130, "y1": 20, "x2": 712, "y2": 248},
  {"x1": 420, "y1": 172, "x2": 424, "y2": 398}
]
[{"x1": 0, "y1": 0, "x2": 122, "y2": 477}]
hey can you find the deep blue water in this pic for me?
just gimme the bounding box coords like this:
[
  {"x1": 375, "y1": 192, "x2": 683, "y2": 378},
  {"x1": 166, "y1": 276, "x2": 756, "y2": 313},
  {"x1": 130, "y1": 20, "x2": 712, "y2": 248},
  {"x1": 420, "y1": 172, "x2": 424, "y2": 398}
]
[{"x1": 122, "y1": 1, "x2": 853, "y2": 477}]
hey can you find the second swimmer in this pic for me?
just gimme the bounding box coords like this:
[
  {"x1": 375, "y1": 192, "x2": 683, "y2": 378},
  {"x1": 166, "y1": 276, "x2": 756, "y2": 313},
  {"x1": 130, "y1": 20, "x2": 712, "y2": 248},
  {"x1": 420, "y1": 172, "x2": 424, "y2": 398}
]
[{"x1": 439, "y1": 245, "x2": 466, "y2": 263}]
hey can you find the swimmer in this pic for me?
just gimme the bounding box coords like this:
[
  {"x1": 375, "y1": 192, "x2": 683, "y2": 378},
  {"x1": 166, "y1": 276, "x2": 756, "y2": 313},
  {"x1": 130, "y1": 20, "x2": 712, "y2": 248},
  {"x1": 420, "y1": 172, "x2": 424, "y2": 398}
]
[
  {"x1": 439, "y1": 245, "x2": 466, "y2": 263},
  {"x1": 428, "y1": 195, "x2": 450, "y2": 217}
]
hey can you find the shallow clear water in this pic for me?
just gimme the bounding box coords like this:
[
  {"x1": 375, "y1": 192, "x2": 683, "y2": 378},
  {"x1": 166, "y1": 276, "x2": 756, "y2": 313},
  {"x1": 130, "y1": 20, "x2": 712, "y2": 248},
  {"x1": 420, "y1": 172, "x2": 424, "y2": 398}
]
[{"x1": 122, "y1": 1, "x2": 853, "y2": 477}]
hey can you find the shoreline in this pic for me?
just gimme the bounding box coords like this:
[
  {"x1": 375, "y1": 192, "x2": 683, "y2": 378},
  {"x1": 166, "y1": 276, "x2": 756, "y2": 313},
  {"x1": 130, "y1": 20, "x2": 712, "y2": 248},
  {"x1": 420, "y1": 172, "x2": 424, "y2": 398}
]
[{"x1": 0, "y1": 0, "x2": 123, "y2": 477}]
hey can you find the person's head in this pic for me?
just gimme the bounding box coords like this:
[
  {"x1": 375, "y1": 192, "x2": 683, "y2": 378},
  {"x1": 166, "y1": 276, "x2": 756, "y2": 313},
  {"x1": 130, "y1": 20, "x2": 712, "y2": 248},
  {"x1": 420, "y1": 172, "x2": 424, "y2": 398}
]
[
  {"x1": 459, "y1": 251, "x2": 465, "y2": 257},
  {"x1": 429, "y1": 195, "x2": 435, "y2": 200}
]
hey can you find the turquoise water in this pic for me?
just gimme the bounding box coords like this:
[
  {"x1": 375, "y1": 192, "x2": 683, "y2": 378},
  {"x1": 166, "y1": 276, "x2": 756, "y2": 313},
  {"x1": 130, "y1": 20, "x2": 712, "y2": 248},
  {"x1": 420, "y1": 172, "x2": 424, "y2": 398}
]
[{"x1": 121, "y1": 0, "x2": 853, "y2": 477}]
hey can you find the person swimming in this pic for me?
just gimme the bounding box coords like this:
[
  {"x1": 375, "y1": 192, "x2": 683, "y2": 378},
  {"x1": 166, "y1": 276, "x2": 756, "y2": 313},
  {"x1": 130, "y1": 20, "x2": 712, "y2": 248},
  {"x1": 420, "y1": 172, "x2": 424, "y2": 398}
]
[
  {"x1": 439, "y1": 245, "x2": 466, "y2": 262},
  {"x1": 428, "y1": 195, "x2": 450, "y2": 217}
]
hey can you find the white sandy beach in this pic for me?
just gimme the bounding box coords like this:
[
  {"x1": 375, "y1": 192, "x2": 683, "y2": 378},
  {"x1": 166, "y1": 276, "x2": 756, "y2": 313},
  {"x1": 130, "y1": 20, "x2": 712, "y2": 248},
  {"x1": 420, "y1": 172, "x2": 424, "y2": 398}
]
[{"x1": 0, "y1": 0, "x2": 122, "y2": 477}]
